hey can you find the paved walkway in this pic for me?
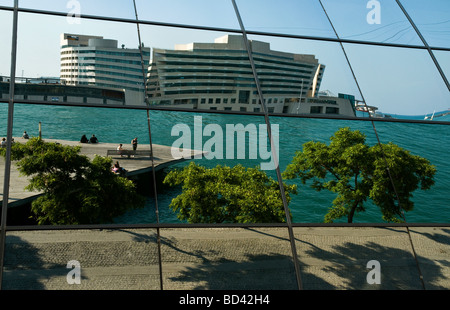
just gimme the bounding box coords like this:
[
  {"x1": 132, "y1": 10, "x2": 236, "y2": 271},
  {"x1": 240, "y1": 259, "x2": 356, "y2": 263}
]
[
  {"x1": 2, "y1": 225, "x2": 449, "y2": 290},
  {"x1": 0, "y1": 137, "x2": 202, "y2": 207}
]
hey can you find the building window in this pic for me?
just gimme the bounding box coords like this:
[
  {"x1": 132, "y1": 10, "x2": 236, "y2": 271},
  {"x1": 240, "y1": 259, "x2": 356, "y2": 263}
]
[
  {"x1": 216, "y1": 98, "x2": 221, "y2": 104},
  {"x1": 223, "y1": 98, "x2": 228, "y2": 104},
  {"x1": 326, "y1": 107, "x2": 339, "y2": 114},
  {"x1": 310, "y1": 106, "x2": 322, "y2": 114},
  {"x1": 240, "y1": 107, "x2": 247, "y2": 112},
  {"x1": 231, "y1": 98, "x2": 236, "y2": 104},
  {"x1": 268, "y1": 107, "x2": 275, "y2": 113},
  {"x1": 224, "y1": 107, "x2": 232, "y2": 111},
  {"x1": 210, "y1": 107, "x2": 217, "y2": 110},
  {"x1": 238, "y1": 90, "x2": 250, "y2": 104},
  {"x1": 201, "y1": 98, "x2": 206, "y2": 104},
  {"x1": 254, "y1": 108, "x2": 260, "y2": 112},
  {"x1": 208, "y1": 98, "x2": 213, "y2": 104}
]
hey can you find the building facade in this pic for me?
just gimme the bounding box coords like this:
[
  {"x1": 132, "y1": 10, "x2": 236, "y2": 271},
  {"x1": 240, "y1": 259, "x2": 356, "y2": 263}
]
[
  {"x1": 146, "y1": 35, "x2": 355, "y2": 116},
  {"x1": 60, "y1": 33, "x2": 150, "y2": 106}
]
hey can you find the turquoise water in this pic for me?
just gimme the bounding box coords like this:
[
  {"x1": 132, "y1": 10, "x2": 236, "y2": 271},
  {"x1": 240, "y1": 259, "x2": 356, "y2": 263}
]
[{"x1": 1, "y1": 102, "x2": 449, "y2": 224}]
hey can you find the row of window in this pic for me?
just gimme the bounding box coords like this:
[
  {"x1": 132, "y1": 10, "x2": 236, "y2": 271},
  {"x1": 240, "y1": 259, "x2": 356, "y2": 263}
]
[
  {"x1": 208, "y1": 106, "x2": 276, "y2": 113},
  {"x1": 157, "y1": 61, "x2": 314, "y2": 75},
  {"x1": 61, "y1": 63, "x2": 146, "y2": 74},
  {"x1": 155, "y1": 52, "x2": 316, "y2": 70},
  {"x1": 199, "y1": 97, "x2": 285, "y2": 105},
  {"x1": 160, "y1": 75, "x2": 312, "y2": 83},
  {"x1": 60, "y1": 69, "x2": 143, "y2": 81},
  {"x1": 157, "y1": 68, "x2": 313, "y2": 80},
  {"x1": 310, "y1": 106, "x2": 340, "y2": 114},
  {"x1": 61, "y1": 75, "x2": 144, "y2": 87},
  {"x1": 61, "y1": 49, "x2": 150, "y2": 57}
]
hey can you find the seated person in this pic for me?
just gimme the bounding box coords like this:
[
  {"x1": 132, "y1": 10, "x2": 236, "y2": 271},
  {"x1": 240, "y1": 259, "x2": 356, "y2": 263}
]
[
  {"x1": 117, "y1": 144, "x2": 124, "y2": 157},
  {"x1": 89, "y1": 134, "x2": 98, "y2": 143},
  {"x1": 80, "y1": 134, "x2": 89, "y2": 143},
  {"x1": 112, "y1": 161, "x2": 126, "y2": 176},
  {"x1": 22, "y1": 131, "x2": 29, "y2": 139}
]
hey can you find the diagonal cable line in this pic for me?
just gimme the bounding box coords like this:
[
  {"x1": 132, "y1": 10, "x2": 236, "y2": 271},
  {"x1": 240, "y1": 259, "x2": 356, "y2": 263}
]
[
  {"x1": 318, "y1": 0, "x2": 427, "y2": 290},
  {"x1": 231, "y1": 0, "x2": 304, "y2": 290},
  {"x1": 395, "y1": 0, "x2": 450, "y2": 92},
  {"x1": 132, "y1": 0, "x2": 164, "y2": 290}
]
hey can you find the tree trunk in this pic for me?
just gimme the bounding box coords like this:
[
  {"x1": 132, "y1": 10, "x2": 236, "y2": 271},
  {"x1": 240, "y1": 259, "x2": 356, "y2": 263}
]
[{"x1": 347, "y1": 200, "x2": 360, "y2": 223}]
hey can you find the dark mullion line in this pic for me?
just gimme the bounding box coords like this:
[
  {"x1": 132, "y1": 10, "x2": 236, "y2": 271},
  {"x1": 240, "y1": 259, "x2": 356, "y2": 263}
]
[
  {"x1": 0, "y1": 5, "x2": 450, "y2": 52},
  {"x1": 3, "y1": 222, "x2": 450, "y2": 232},
  {"x1": 1, "y1": 99, "x2": 450, "y2": 125},
  {"x1": 0, "y1": 0, "x2": 19, "y2": 291}
]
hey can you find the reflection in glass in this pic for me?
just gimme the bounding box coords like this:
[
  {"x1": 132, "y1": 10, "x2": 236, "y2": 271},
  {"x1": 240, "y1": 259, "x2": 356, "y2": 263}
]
[
  {"x1": 400, "y1": 0, "x2": 450, "y2": 49},
  {"x1": 235, "y1": 0, "x2": 336, "y2": 39},
  {"x1": 321, "y1": 0, "x2": 423, "y2": 46},
  {"x1": 343, "y1": 43, "x2": 450, "y2": 117}
]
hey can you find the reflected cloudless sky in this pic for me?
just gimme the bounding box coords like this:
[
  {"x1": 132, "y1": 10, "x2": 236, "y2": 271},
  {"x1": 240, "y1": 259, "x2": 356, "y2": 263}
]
[{"x1": 0, "y1": 0, "x2": 448, "y2": 115}]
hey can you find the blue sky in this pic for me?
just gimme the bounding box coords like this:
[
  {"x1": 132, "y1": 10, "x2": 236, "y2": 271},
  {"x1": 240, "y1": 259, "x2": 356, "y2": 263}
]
[{"x1": 0, "y1": 0, "x2": 449, "y2": 115}]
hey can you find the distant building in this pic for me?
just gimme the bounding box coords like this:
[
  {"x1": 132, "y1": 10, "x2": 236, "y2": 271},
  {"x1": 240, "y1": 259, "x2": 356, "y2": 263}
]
[
  {"x1": 146, "y1": 34, "x2": 354, "y2": 117},
  {"x1": 60, "y1": 33, "x2": 150, "y2": 105},
  {"x1": 0, "y1": 76, "x2": 125, "y2": 105}
]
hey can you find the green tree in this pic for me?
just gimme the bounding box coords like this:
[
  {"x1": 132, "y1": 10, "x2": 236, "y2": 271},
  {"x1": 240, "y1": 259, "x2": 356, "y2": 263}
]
[
  {"x1": 282, "y1": 127, "x2": 436, "y2": 223},
  {"x1": 1, "y1": 137, "x2": 144, "y2": 224},
  {"x1": 163, "y1": 162, "x2": 297, "y2": 223}
]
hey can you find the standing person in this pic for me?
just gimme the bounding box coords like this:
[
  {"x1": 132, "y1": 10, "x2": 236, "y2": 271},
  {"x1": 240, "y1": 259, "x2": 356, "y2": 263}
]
[
  {"x1": 131, "y1": 137, "x2": 138, "y2": 158},
  {"x1": 131, "y1": 137, "x2": 138, "y2": 150}
]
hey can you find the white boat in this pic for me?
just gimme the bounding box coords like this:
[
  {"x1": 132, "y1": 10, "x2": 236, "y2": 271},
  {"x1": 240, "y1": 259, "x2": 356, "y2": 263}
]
[{"x1": 424, "y1": 110, "x2": 435, "y2": 120}]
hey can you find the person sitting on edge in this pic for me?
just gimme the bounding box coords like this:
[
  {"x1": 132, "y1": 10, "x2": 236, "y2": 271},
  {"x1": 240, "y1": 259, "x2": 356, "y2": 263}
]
[
  {"x1": 112, "y1": 161, "x2": 126, "y2": 176},
  {"x1": 80, "y1": 134, "x2": 89, "y2": 143},
  {"x1": 89, "y1": 134, "x2": 98, "y2": 144},
  {"x1": 22, "y1": 131, "x2": 29, "y2": 139},
  {"x1": 1, "y1": 138, "x2": 6, "y2": 147}
]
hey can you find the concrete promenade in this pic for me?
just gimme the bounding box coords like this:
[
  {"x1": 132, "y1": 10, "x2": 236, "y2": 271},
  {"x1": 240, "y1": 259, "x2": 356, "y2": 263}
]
[
  {"x1": 0, "y1": 137, "x2": 202, "y2": 207},
  {"x1": 2, "y1": 225, "x2": 449, "y2": 290}
]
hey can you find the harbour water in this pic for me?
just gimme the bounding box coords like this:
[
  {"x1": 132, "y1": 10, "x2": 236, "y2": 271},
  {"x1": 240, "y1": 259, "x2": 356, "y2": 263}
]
[{"x1": 1, "y1": 103, "x2": 449, "y2": 224}]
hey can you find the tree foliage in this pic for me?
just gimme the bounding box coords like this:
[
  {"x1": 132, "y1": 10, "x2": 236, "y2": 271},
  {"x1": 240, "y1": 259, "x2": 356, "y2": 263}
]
[
  {"x1": 163, "y1": 162, "x2": 297, "y2": 223},
  {"x1": 282, "y1": 127, "x2": 436, "y2": 223},
  {"x1": 1, "y1": 138, "x2": 144, "y2": 224}
]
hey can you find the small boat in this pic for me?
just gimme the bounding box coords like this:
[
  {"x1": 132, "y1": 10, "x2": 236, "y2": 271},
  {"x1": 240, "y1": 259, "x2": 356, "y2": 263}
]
[{"x1": 424, "y1": 110, "x2": 435, "y2": 120}]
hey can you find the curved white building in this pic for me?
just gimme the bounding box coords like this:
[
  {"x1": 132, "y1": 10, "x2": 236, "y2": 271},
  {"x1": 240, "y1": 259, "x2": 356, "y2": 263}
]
[
  {"x1": 147, "y1": 35, "x2": 354, "y2": 116},
  {"x1": 60, "y1": 33, "x2": 150, "y2": 105}
]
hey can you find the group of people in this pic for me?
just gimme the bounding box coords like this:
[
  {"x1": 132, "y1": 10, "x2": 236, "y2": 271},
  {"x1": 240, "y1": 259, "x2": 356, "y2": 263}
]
[
  {"x1": 112, "y1": 137, "x2": 139, "y2": 175},
  {"x1": 116, "y1": 137, "x2": 138, "y2": 157},
  {"x1": 112, "y1": 161, "x2": 127, "y2": 176},
  {"x1": 80, "y1": 134, "x2": 98, "y2": 144},
  {"x1": 1, "y1": 131, "x2": 27, "y2": 147}
]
